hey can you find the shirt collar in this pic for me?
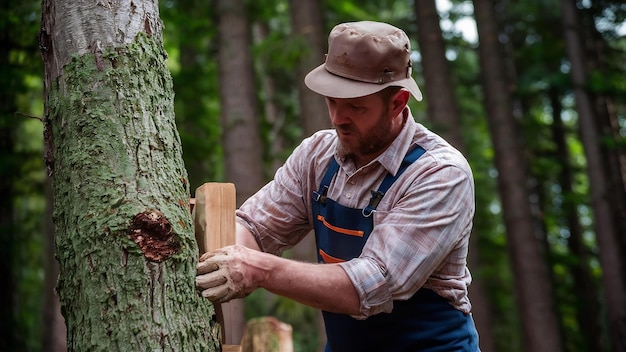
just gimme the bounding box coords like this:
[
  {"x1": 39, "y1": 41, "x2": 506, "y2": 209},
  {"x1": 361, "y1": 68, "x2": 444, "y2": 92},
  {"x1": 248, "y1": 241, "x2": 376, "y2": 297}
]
[{"x1": 376, "y1": 107, "x2": 416, "y2": 176}]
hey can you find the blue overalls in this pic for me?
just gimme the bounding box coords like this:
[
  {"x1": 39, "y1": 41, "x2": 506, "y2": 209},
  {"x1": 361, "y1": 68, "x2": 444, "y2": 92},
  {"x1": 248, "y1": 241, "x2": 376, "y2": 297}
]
[{"x1": 311, "y1": 146, "x2": 480, "y2": 352}]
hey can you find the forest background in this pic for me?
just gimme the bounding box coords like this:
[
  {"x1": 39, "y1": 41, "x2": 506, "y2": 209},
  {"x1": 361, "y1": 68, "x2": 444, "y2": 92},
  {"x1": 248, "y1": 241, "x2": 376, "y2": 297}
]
[{"x1": 1, "y1": 0, "x2": 625, "y2": 351}]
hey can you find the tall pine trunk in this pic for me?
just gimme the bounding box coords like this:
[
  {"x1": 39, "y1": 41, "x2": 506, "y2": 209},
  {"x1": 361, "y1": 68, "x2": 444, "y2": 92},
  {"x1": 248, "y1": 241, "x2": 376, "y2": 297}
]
[
  {"x1": 217, "y1": 0, "x2": 263, "y2": 344},
  {"x1": 40, "y1": 0, "x2": 220, "y2": 350},
  {"x1": 217, "y1": 0, "x2": 264, "y2": 205},
  {"x1": 472, "y1": 0, "x2": 564, "y2": 350},
  {"x1": 0, "y1": 10, "x2": 19, "y2": 349},
  {"x1": 413, "y1": 1, "x2": 496, "y2": 351},
  {"x1": 289, "y1": 0, "x2": 329, "y2": 137},
  {"x1": 561, "y1": 1, "x2": 626, "y2": 350},
  {"x1": 289, "y1": 1, "x2": 329, "y2": 349},
  {"x1": 549, "y1": 89, "x2": 604, "y2": 352}
]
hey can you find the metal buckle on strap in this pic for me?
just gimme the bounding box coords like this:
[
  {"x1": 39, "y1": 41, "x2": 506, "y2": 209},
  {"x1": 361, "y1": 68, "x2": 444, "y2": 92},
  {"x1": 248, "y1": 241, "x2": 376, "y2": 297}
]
[
  {"x1": 313, "y1": 186, "x2": 329, "y2": 204},
  {"x1": 362, "y1": 190, "x2": 384, "y2": 217}
]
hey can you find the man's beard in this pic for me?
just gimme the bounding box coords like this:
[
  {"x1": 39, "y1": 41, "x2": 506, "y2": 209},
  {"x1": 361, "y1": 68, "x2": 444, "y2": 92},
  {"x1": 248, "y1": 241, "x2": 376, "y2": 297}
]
[{"x1": 335, "y1": 110, "x2": 394, "y2": 161}]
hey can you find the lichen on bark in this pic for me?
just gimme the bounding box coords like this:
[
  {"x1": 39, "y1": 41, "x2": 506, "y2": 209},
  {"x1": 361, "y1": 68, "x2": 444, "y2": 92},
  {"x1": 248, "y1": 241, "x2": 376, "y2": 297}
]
[{"x1": 48, "y1": 33, "x2": 220, "y2": 351}]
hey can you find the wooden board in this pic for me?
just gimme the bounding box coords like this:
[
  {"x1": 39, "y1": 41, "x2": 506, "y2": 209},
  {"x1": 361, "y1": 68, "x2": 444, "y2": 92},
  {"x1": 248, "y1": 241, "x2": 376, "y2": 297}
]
[
  {"x1": 192, "y1": 183, "x2": 243, "y2": 345},
  {"x1": 193, "y1": 182, "x2": 236, "y2": 254},
  {"x1": 192, "y1": 186, "x2": 294, "y2": 350}
]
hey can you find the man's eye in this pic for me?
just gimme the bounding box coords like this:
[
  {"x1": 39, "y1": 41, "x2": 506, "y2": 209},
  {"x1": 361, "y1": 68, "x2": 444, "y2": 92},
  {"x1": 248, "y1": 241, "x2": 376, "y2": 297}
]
[{"x1": 351, "y1": 105, "x2": 365, "y2": 112}]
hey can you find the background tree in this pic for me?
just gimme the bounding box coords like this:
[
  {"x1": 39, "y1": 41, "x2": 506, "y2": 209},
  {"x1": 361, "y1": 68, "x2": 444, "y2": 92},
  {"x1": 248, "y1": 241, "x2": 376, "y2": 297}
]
[
  {"x1": 561, "y1": 1, "x2": 626, "y2": 350},
  {"x1": 1, "y1": 1, "x2": 46, "y2": 351},
  {"x1": 39, "y1": 0, "x2": 220, "y2": 350},
  {"x1": 216, "y1": 0, "x2": 265, "y2": 343},
  {"x1": 288, "y1": 1, "x2": 328, "y2": 349},
  {"x1": 217, "y1": 0, "x2": 265, "y2": 205},
  {"x1": 1, "y1": 2, "x2": 32, "y2": 351},
  {"x1": 413, "y1": 1, "x2": 496, "y2": 351},
  {"x1": 473, "y1": 0, "x2": 564, "y2": 350},
  {"x1": 289, "y1": 0, "x2": 329, "y2": 137}
]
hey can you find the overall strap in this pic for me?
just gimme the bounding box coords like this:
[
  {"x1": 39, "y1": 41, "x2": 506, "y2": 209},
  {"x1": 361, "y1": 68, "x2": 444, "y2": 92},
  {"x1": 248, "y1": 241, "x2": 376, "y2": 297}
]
[
  {"x1": 312, "y1": 157, "x2": 340, "y2": 204},
  {"x1": 362, "y1": 145, "x2": 426, "y2": 217}
]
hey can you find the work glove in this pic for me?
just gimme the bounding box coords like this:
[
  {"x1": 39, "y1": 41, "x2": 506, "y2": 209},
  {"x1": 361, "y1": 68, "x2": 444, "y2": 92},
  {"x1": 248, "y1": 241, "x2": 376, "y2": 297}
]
[{"x1": 196, "y1": 245, "x2": 257, "y2": 303}]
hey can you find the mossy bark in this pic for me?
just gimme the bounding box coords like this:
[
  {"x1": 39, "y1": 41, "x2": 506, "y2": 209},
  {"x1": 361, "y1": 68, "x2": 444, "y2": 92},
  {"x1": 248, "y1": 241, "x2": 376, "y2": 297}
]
[{"x1": 44, "y1": 30, "x2": 220, "y2": 352}]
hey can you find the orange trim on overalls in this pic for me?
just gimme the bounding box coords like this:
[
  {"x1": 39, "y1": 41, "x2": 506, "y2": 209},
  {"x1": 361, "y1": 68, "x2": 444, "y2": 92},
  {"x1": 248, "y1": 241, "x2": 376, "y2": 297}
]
[
  {"x1": 319, "y1": 249, "x2": 346, "y2": 263},
  {"x1": 316, "y1": 215, "x2": 365, "y2": 237}
]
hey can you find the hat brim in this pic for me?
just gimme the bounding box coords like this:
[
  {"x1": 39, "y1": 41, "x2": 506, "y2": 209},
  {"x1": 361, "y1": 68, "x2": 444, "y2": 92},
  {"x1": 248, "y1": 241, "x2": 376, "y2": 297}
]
[{"x1": 304, "y1": 64, "x2": 423, "y2": 101}]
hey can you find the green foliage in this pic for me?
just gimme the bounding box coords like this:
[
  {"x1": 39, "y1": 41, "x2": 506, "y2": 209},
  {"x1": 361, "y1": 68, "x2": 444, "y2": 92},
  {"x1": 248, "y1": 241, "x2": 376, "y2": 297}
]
[
  {"x1": 252, "y1": 24, "x2": 303, "y2": 172},
  {"x1": 160, "y1": 0, "x2": 223, "y2": 190},
  {"x1": 1, "y1": 0, "x2": 46, "y2": 350}
]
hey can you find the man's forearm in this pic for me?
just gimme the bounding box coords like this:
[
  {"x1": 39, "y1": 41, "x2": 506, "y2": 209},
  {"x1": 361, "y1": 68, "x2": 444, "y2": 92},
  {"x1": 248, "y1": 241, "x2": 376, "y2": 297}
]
[
  {"x1": 234, "y1": 221, "x2": 360, "y2": 315},
  {"x1": 251, "y1": 250, "x2": 361, "y2": 315},
  {"x1": 237, "y1": 223, "x2": 360, "y2": 314}
]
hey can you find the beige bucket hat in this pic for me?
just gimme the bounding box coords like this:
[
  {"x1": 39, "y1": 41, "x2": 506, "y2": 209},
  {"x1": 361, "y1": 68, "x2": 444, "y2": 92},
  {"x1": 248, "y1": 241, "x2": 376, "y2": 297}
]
[{"x1": 305, "y1": 21, "x2": 422, "y2": 100}]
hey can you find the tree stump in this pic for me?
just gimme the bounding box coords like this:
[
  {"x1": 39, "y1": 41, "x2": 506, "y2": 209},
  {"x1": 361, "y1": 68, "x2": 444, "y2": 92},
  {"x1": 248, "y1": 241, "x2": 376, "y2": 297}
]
[{"x1": 241, "y1": 317, "x2": 293, "y2": 352}]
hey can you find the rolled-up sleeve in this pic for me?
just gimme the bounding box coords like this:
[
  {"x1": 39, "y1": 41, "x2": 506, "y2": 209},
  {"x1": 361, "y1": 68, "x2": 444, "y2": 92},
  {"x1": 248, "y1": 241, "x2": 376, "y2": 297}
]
[{"x1": 338, "y1": 258, "x2": 393, "y2": 319}]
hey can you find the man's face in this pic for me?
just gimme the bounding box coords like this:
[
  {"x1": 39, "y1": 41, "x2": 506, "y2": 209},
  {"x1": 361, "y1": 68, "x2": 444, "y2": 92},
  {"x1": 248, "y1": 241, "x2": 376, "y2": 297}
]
[{"x1": 325, "y1": 92, "x2": 395, "y2": 161}]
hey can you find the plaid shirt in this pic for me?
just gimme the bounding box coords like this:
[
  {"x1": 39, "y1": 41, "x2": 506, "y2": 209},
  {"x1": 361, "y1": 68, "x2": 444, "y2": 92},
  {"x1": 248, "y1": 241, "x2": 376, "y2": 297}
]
[{"x1": 236, "y1": 108, "x2": 475, "y2": 319}]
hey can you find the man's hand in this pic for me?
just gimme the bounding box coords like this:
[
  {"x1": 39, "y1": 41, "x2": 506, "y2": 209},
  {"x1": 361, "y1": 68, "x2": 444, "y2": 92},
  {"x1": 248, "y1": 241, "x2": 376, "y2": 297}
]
[
  {"x1": 196, "y1": 245, "x2": 260, "y2": 303},
  {"x1": 196, "y1": 242, "x2": 361, "y2": 316}
]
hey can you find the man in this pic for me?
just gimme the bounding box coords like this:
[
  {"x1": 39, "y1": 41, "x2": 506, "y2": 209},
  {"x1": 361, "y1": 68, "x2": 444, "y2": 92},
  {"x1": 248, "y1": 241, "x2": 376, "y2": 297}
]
[{"x1": 196, "y1": 21, "x2": 480, "y2": 351}]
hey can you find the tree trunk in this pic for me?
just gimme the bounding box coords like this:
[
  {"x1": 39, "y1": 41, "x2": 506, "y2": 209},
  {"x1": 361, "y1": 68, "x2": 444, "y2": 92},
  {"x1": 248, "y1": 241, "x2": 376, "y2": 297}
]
[
  {"x1": 289, "y1": 0, "x2": 330, "y2": 137},
  {"x1": 217, "y1": 0, "x2": 264, "y2": 344},
  {"x1": 217, "y1": 0, "x2": 265, "y2": 205},
  {"x1": 413, "y1": 1, "x2": 496, "y2": 351},
  {"x1": 580, "y1": 2, "x2": 626, "y2": 245},
  {"x1": 288, "y1": 2, "x2": 328, "y2": 349},
  {"x1": 42, "y1": 176, "x2": 67, "y2": 352},
  {"x1": 472, "y1": 0, "x2": 564, "y2": 350},
  {"x1": 414, "y1": 0, "x2": 464, "y2": 149},
  {"x1": 549, "y1": 89, "x2": 605, "y2": 352},
  {"x1": 39, "y1": 1, "x2": 220, "y2": 350},
  {"x1": 0, "y1": 15, "x2": 19, "y2": 350},
  {"x1": 561, "y1": 1, "x2": 626, "y2": 350}
]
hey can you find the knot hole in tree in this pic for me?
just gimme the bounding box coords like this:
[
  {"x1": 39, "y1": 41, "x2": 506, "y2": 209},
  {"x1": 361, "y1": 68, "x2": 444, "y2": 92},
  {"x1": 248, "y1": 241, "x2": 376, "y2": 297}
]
[{"x1": 129, "y1": 209, "x2": 180, "y2": 262}]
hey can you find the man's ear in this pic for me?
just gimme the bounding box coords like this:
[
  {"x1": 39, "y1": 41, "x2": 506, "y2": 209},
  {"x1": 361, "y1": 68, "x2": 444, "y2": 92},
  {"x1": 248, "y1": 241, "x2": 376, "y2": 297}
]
[{"x1": 390, "y1": 89, "x2": 410, "y2": 115}]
